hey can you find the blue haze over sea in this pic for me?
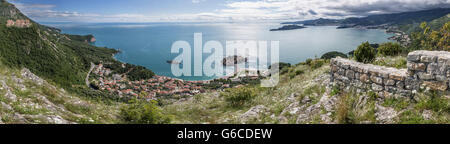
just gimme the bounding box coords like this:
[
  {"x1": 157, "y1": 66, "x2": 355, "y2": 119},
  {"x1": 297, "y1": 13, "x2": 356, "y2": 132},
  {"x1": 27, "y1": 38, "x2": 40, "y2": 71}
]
[{"x1": 45, "y1": 22, "x2": 394, "y2": 81}]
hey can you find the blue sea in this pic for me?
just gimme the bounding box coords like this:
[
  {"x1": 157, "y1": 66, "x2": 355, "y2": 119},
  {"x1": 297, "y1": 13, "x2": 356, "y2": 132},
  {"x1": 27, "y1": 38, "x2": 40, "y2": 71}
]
[{"x1": 44, "y1": 22, "x2": 394, "y2": 81}]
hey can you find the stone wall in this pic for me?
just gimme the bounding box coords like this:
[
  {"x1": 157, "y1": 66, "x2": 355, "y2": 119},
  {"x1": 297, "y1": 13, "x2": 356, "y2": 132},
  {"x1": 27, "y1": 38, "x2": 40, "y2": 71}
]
[{"x1": 331, "y1": 50, "x2": 450, "y2": 98}]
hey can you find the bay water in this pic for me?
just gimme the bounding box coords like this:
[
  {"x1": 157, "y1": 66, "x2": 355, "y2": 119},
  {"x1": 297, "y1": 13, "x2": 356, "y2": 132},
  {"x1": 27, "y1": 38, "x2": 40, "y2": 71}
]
[{"x1": 46, "y1": 22, "x2": 394, "y2": 80}]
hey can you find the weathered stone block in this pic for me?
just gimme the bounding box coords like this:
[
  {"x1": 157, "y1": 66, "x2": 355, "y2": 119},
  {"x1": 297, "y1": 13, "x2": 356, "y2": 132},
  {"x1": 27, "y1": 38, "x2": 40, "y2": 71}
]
[
  {"x1": 435, "y1": 75, "x2": 447, "y2": 82},
  {"x1": 398, "y1": 89, "x2": 412, "y2": 97},
  {"x1": 396, "y1": 81, "x2": 405, "y2": 89},
  {"x1": 417, "y1": 72, "x2": 434, "y2": 80},
  {"x1": 360, "y1": 74, "x2": 370, "y2": 83},
  {"x1": 350, "y1": 65, "x2": 358, "y2": 71},
  {"x1": 427, "y1": 63, "x2": 438, "y2": 74},
  {"x1": 389, "y1": 72, "x2": 406, "y2": 81},
  {"x1": 437, "y1": 56, "x2": 449, "y2": 64},
  {"x1": 416, "y1": 63, "x2": 427, "y2": 71},
  {"x1": 379, "y1": 70, "x2": 390, "y2": 79},
  {"x1": 342, "y1": 63, "x2": 350, "y2": 69},
  {"x1": 345, "y1": 70, "x2": 355, "y2": 79},
  {"x1": 407, "y1": 53, "x2": 421, "y2": 62},
  {"x1": 422, "y1": 81, "x2": 448, "y2": 91},
  {"x1": 384, "y1": 79, "x2": 395, "y2": 86},
  {"x1": 407, "y1": 62, "x2": 426, "y2": 71},
  {"x1": 331, "y1": 65, "x2": 339, "y2": 73},
  {"x1": 370, "y1": 75, "x2": 383, "y2": 85},
  {"x1": 437, "y1": 62, "x2": 448, "y2": 75},
  {"x1": 407, "y1": 62, "x2": 416, "y2": 70},
  {"x1": 355, "y1": 72, "x2": 360, "y2": 80},
  {"x1": 354, "y1": 80, "x2": 364, "y2": 88},
  {"x1": 421, "y1": 55, "x2": 437, "y2": 63},
  {"x1": 372, "y1": 83, "x2": 384, "y2": 91},
  {"x1": 337, "y1": 69, "x2": 345, "y2": 76},
  {"x1": 385, "y1": 86, "x2": 397, "y2": 93},
  {"x1": 405, "y1": 77, "x2": 419, "y2": 90}
]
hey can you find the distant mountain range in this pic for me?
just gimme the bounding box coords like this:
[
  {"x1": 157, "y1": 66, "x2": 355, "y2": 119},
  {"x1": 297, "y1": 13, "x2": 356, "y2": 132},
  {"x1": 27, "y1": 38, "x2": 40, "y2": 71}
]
[{"x1": 282, "y1": 8, "x2": 450, "y2": 32}]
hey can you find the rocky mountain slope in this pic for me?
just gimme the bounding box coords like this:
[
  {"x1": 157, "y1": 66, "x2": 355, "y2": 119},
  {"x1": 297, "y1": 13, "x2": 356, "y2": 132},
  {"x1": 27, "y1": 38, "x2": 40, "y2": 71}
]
[
  {"x1": 0, "y1": 0, "x2": 140, "y2": 124},
  {"x1": 162, "y1": 58, "x2": 449, "y2": 124},
  {"x1": 0, "y1": 0, "x2": 448, "y2": 124},
  {"x1": 0, "y1": 64, "x2": 122, "y2": 124},
  {"x1": 0, "y1": 0, "x2": 154, "y2": 98}
]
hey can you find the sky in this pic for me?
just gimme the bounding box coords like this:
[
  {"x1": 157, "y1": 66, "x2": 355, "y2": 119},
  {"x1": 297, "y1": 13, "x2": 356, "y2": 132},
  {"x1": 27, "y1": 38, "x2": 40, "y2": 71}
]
[{"x1": 8, "y1": 0, "x2": 450, "y2": 23}]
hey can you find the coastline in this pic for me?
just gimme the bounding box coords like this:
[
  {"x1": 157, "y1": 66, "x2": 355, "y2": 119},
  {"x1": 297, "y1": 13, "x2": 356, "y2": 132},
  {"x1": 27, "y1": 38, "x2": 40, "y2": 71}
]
[{"x1": 93, "y1": 24, "x2": 398, "y2": 83}]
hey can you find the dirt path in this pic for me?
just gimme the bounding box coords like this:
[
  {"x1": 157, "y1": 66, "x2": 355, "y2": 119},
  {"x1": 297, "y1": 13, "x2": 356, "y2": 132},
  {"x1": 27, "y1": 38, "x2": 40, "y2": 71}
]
[{"x1": 86, "y1": 62, "x2": 95, "y2": 88}]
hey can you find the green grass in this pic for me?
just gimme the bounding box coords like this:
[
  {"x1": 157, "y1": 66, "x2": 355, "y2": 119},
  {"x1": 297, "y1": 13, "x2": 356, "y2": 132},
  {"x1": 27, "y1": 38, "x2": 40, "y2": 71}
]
[
  {"x1": 372, "y1": 56, "x2": 407, "y2": 69},
  {"x1": 382, "y1": 97, "x2": 410, "y2": 111},
  {"x1": 162, "y1": 60, "x2": 332, "y2": 124}
]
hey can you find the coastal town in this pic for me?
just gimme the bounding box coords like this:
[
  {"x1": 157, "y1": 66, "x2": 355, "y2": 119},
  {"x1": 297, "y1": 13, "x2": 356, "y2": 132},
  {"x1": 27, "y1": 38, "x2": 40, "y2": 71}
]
[{"x1": 88, "y1": 62, "x2": 265, "y2": 100}]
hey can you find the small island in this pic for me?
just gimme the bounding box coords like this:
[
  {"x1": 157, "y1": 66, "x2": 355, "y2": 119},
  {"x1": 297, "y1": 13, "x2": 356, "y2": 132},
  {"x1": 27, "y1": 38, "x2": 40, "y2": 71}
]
[{"x1": 270, "y1": 25, "x2": 306, "y2": 31}]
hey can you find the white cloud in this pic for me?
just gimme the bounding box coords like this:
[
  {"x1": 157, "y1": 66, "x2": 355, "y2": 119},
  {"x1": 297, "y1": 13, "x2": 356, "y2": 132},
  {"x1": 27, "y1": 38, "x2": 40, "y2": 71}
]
[
  {"x1": 192, "y1": 0, "x2": 206, "y2": 4},
  {"x1": 11, "y1": 0, "x2": 450, "y2": 22}
]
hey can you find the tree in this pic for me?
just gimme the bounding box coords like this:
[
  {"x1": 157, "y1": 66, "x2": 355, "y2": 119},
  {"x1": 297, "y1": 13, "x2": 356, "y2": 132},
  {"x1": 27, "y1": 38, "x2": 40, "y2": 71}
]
[
  {"x1": 409, "y1": 21, "x2": 449, "y2": 51},
  {"x1": 378, "y1": 42, "x2": 402, "y2": 56},
  {"x1": 354, "y1": 42, "x2": 376, "y2": 63}
]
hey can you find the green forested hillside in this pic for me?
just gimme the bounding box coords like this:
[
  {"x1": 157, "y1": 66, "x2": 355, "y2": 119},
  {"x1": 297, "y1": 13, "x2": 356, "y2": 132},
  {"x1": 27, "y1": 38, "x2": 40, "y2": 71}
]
[
  {"x1": 283, "y1": 8, "x2": 450, "y2": 33},
  {"x1": 399, "y1": 14, "x2": 450, "y2": 33},
  {"x1": 0, "y1": 0, "x2": 154, "y2": 100},
  {"x1": 341, "y1": 8, "x2": 450, "y2": 26}
]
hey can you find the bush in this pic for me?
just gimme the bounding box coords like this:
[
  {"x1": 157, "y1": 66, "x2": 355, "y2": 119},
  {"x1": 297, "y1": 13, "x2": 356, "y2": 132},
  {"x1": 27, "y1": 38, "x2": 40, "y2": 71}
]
[
  {"x1": 305, "y1": 59, "x2": 313, "y2": 65},
  {"x1": 354, "y1": 42, "x2": 376, "y2": 63},
  {"x1": 222, "y1": 87, "x2": 257, "y2": 107},
  {"x1": 321, "y1": 51, "x2": 348, "y2": 59},
  {"x1": 269, "y1": 62, "x2": 291, "y2": 70},
  {"x1": 289, "y1": 70, "x2": 304, "y2": 79},
  {"x1": 415, "y1": 91, "x2": 449, "y2": 113},
  {"x1": 120, "y1": 99, "x2": 171, "y2": 124},
  {"x1": 295, "y1": 70, "x2": 304, "y2": 75},
  {"x1": 269, "y1": 62, "x2": 291, "y2": 74},
  {"x1": 378, "y1": 42, "x2": 402, "y2": 56},
  {"x1": 309, "y1": 59, "x2": 325, "y2": 69}
]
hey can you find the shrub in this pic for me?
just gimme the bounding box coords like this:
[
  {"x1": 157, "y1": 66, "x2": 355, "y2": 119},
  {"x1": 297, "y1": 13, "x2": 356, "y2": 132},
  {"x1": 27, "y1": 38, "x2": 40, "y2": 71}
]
[
  {"x1": 120, "y1": 99, "x2": 171, "y2": 124},
  {"x1": 222, "y1": 87, "x2": 257, "y2": 107},
  {"x1": 415, "y1": 91, "x2": 449, "y2": 113},
  {"x1": 309, "y1": 59, "x2": 325, "y2": 69},
  {"x1": 378, "y1": 42, "x2": 402, "y2": 56},
  {"x1": 336, "y1": 93, "x2": 355, "y2": 124},
  {"x1": 269, "y1": 62, "x2": 291, "y2": 74},
  {"x1": 305, "y1": 58, "x2": 313, "y2": 65},
  {"x1": 269, "y1": 62, "x2": 291, "y2": 70},
  {"x1": 321, "y1": 51, "x2": 348, "y2": 59},
  {"x1": 354, "y1": 42, "x2": 376, "y2": 63},
  {"x1": 289, "y1": 70, "x2": 304, "y2": 79},
  {"x1": 295, "y1": 70, "x2": 304, "y2": 75}
]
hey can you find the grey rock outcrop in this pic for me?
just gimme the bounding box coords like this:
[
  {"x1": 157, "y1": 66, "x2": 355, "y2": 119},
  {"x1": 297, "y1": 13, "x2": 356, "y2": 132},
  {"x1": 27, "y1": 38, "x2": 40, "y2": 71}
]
[{"x1": 239, "y1": 105, "x2": 269, "y2": 123}]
